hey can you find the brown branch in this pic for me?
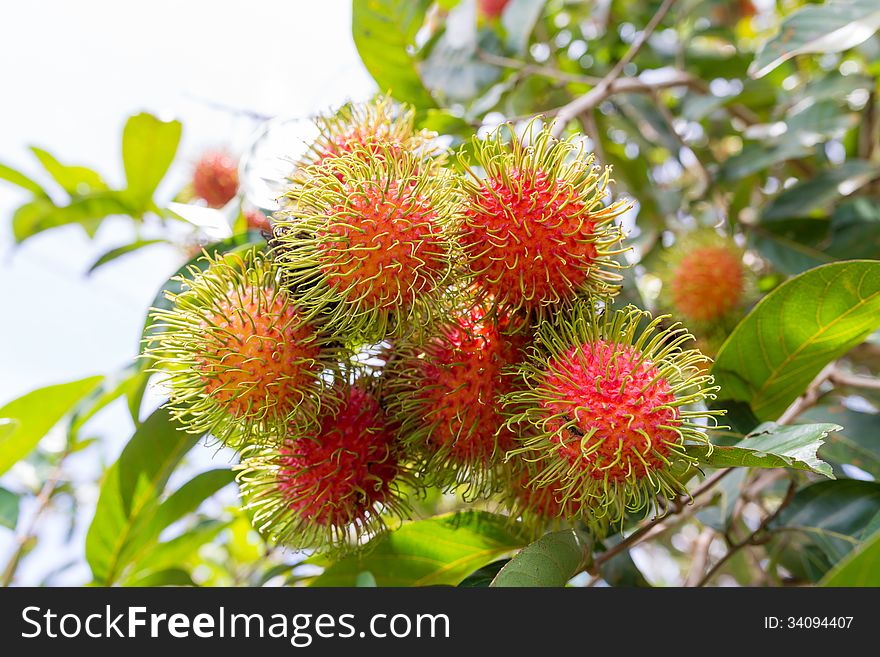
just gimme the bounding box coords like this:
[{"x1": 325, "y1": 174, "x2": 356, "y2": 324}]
[
  {"x1": 684, "y1": 528, "x2": 716, "y2": 587},
  {"x1": 828, "y1": 368, "x2": 880, "y2": 391},
  {"x1": 551, "y1": 0, "x2": 678, "y2": 136},
  {"x1": 696, "y1": 479, "x2": 797, "y2": 587}
]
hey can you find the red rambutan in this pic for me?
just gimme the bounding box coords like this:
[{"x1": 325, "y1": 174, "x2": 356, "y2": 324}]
[
  {"x1": 665, "y1": 236, "x2": 745, "y2": 323},
  {"x1": 146, "y1": 249, "x2": 342, "y2": 445},
  {"x1": 274, "y1": 145, "x2": 459, "y2": 339},
  {"x1": 459, "y1": 121, "x2": 629, "y2": 320},
  {"x1": 192, "y1": 150, "x2": 239, "y2": 208},
  {"x1": 504, "y1": 302, "x2": 720, "y2": 524},
  {"x1": 238, "y1": 382, "x2": 410, "y2": 550},
  {"x1": 384, "y1": 299, "x2": 528, "y2": 495}
]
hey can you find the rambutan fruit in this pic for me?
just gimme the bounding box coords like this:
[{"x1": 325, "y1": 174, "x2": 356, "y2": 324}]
[
  {"x1": 300, "y1": 95, "x2": 440, "y2": 170},
  {"x1": 192, "y1": 150, "x2": 239, "y2": 208},
  {"x1": 661, "y1": 231, "x2": 747, "y2": 325},
  {"x1": 145, "y1": 248, "x2": 342, "y2": 445},
  {"x1": 244, "y1": 208, "x2": 271, "y2": 233},
  {"x1": 478, "y1": 0, "x2": 509, "y2": 19},
  {"x1": 459, "y1": 121, "x2": 629, "y2": 322},
  {"x1": 503, "y1": 302, "x2": 720, "y2": 524},
  {"x1": 273, "y1": 145, "x2": 459, "y2": 340},
  {"x1": 383, "y1": 297, "x2": 528, "y2": 496},
  {"x1": 237, "y1": 380, "x2": 410, "y2": 551}
]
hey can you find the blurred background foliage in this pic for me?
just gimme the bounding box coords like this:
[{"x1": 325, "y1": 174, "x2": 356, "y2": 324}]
[{"x1": 1, "y1": 0, "x2": 880, "y2": 587}]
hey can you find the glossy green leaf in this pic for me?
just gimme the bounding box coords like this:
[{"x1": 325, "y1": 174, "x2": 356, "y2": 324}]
[
  {"x1": 125, "y1": 520, "x2": 228, "y2": 582},
  {"x1": 712, "y1": 261, "x2": 880, "y2": 420},
  {"x1": 85, "y1": 407, "x2": 200, "y2": 585},
  {"x1": 821, "y1": 528, "x2": 880, "y2": 586},
  {"x1": 311, "y1": 512, "x2": 529, "y2": 586},
  {"x1": 457, "y1": 559, "x2": 510, "y2": 587},
  {"x1": 751, "y1": 0, "x2": 880, "y2": 78},
  {"x1": 87, "y1": 239, "x2": 168, "y2": 274},
  {"x1": 491, "y1": 529, "x2": 591, "y2": 587},
  {"x1": 29, "y1": 146, "x2": 108, "y2": 195},
  {"x1": 352, "y1": 0, "x2": 435, "y2": 108},
  {"x1": 12, "y1": 192, "x2": 135, "y2": 242},
  {"x1": 121, "y1": 112, "x2": 182, "y2": 212},
  {"x1": 687, "y1": 422, "x2": 838, "y2": 478},
  {"x1": 718, "y1": 140, "x2": 813, "y2": 181},
  {"x1": 771, "y1": 479, "x2": 880, "y2": 581},
  {"x1": 0, "y1": 162, "x2": 48, "y2": 196},
  {"x1": 69, "y1": 363, "x2": 150, "y2": 440},
  {"x1": 761, "y1": 161, "x2": 876, "y2": 222},
  {"x1": 0, "y1": 487, "x2": 20, "y2": 530},
  {"x1": 0, "y1": 376, "x2": 103, "y2": 477}
]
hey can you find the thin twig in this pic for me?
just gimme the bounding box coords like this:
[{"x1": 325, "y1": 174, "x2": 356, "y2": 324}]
[
  {"x1": 696, "y1": 479, "x2": 797, "y2": 587},
  {"x1": 551, "y1": 0, "x2": 678, "y2": 135},
  {"x1": 828, "y1": 369, "x2": 880, "y2": 391},
  {"x1": 684, "y1": 528, "x2": 716, "y2": 587}
]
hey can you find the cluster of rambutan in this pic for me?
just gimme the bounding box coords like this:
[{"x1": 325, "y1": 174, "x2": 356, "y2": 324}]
[{"x1": 146, "y1": 96, "x2": 721, "y2": 554}]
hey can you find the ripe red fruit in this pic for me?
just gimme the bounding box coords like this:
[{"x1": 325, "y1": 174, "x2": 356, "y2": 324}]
[
  {"x1": 668, "y1": 244, "x2": 744, "y2": 323},
  {"x1": 193, "y1": 151, "x2": 239, "y2": 208},
  {"x1": 504, "y1": 304, "x2": 719, "y2": 523},
  {"x1": 275, "y1": 146, "x2": 457, "y2": 338},
  {"x1": 460, "y1": 122, "x2": 628, "y2": 319},
  {"x1": 385, "y1": 301, "x2": 528, "y2": 494},
  {"x1": 239, "y1": 384, "x2": 409, "y2": 550},
  {"x1": 147, "y1": 250, "x2": 337, "y2": 444},
  {"x1": 479, "y1": 0, "x2": 509, "y2": 18}
]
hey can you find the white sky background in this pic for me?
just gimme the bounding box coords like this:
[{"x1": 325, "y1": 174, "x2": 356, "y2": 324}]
[{"x1": 0, "y1": 0, "x2": 375, "y2": 584}]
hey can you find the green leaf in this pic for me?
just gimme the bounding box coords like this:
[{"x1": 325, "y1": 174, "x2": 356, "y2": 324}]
[
  {"x1": 712, "y1": 261, "x2": 880, "y2": 420},
  {"x1": 311, "y1": 511, "x2": 529, "y2": 586},
  {"x1": 501, "y1": 0, "x2": 546, "y2": 55},
  {"x1": 490, "y1": 529, "x2": 591, "y2": 587},
  {"x1": 69, "y1": 363, "x2": 150, "y2": 440},
  {"x1": 29, "y1": 146, "x2": 108, "y2": 195},
  {"x1": 12, "y1": 192, "x2": 136, "y2": 243},
  {"x1": 749, "y1": 220, "x2": 834, "y2": 276},
  {"x1": 802, "y1": 404, "x2": 880, "y2": 478},
  {"x1": 352, "y1": 0, "x2": 436, "y2": 108},
  {"x1": 125, "y1": 520, "x2": 228, "y2": 582},
  {"x1": 751, "y1": 0, "x2": 880, "y2": 78},
  {"x1": 126, "y1": 568, "x2": 196, "y2": 587},
  {"x1": 85, "y1": 407, "x2": 200, "y2": 585},
  {"x1": 0, "y1": 376, "x2": 103, "y2": 477},
  {"x1": 597, "y1": 549, "x2": 651, "y2": 587},
  {"x1": 761, "y1": 161, "x2": 877, "y2": 222},
  {"x1": 821, "y1": 529, "x2": 880, "y2": 586},
  {"x1": 771, "y1": 479, "x2": 880, "y2": 581},
  {"x1": 0, "y1": 162, "x2": 48, "y2": 196},
  {"x1": 121, "y1": 112, "x2": 182, "y2": 213},
  {"x1": 457, "y1": 559, "x2": 510, "y2": 587},
  {"x1": 0, "y1": 487, "x2": 20, "y2": 530},
  {"x1": 687, "y1": 422, "x2": 838, "y2": 478},
  {"x1": 87, "y1": 239, "x2": 168, "y2": 274},
  {"x1": 718, "y1": 140, "x2": 813, "y2": 181}
]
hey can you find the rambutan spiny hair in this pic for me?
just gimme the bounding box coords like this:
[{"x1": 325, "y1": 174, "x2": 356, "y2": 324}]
[
  {"x1": 192, "y1": 150, "x2": 239, "y2": 208},
  {"x1": 236, "y1": 377, "x2": 412, "y2": 552},
  {"x1": 459, "y1": 120, "x2": 629, "y2": 321},
  {"x1": 145, "y1": 248, "x2": 343, "y2": 445},
  {"x1": 383, "y1": 296, "x2": 528, "y2": 497},
  {"x1": 503, "y1": 302, "x2": 721, "y2": 525},
  {"x1": 299, "y1": 94, "x2": 440, "y2": 169},
  {"x1": 273, "y1": 145, "x2": 460, "y2": 340}
]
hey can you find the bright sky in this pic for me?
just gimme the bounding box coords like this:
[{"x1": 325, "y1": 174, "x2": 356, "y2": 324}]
[{"x1": 0, "y1": 0, "x2": 376, "y2": 584}]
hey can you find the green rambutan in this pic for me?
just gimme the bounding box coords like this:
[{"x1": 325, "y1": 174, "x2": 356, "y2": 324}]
[
  {"x1": 237, "y1": 380, "x2": 410, "y2": 551},
  {"x1": 145, "y1": 248, "x2": 341, "y2": 445},
  {"x1": 193, "y1": 150, "x2": 239, "y2": 208},
  {"x1": 383, "y1": 297, "x2": 528, "y2": 496},
  {"x1": 273, "y1": 145, "x2": 460, "y2": 340},
  {"x1": 503, "y1": 302, "x2": 720, "y2": 524},
  {"x1": 459, "y1": 121, "x2": 629, "y2": 321}
]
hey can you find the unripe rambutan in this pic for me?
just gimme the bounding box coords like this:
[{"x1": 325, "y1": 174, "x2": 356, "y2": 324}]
[
  {"x1": 237, "y1": 381, "x2": 410, "y2": 551},
  {"x1": 145, "y1": 248, "x2": 342, "y2": 445},
  {"x1": 301, "y1": 95, "x2": 440, "y2": 170},
  {"x1": 384, "y1": 298, "x2": 528, "y2": 496},
  {"x1": 459, "y1": 121, "x2": 629, "y2": 321},
  {"x1": 503, "y1": 302, "x2": 720, "y2": 524},
  {"x1": 661, "y1": 232, "x2": 746, "y2": 324},
  {"x1": 192, "y1": 151, "x2": 239, "y2": 208},
  {"x1": 274, "y1": 145, "x2": 459, "y2": 340}
]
